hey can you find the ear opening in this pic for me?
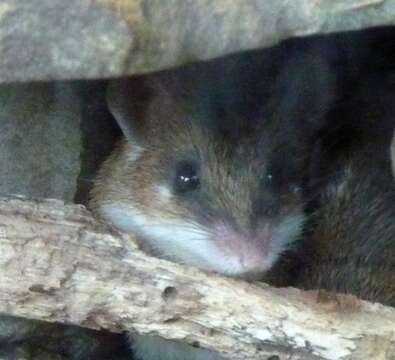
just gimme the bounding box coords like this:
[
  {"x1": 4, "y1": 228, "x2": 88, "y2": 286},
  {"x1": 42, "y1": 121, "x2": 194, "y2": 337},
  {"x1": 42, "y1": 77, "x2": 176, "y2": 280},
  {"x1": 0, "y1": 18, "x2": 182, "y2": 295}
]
[
  {"x1": 106, "y1": 77, "x2": 153, "y2": 143},
  {"x1": 106, "y1": 71, "x2": 188, "y2": 143}
]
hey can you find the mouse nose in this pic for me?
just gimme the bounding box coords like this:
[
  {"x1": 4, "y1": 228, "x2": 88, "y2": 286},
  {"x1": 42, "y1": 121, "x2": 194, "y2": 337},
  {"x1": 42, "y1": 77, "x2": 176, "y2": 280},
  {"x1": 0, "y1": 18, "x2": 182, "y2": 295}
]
[
  {"x1": 212, "y1": 222, "x2": 274, "y2": 277},
  {"x1": 239, "y1": 250, "x2": 267, "y2": 273}
]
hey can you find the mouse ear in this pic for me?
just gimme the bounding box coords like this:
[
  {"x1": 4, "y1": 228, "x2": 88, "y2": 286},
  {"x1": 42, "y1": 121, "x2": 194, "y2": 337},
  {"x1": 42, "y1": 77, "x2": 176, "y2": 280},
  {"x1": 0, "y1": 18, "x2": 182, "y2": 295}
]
[
  {"x1": 262, "y1": 54, "x2": 337, "y2": 184},
  {"x1": 106, "y1": 77, "x2": 153, "y2": 143},
  {"x1": 107, "y1": 73, "x2": 187, "y2": 144},
  {"x1": 271, "y1": 53, "x2": 336, "y2": 135}
]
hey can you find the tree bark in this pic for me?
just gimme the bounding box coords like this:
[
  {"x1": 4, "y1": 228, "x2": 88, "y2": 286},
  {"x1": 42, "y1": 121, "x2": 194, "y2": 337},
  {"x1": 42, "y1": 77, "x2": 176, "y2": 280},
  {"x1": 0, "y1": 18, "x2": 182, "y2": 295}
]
[
  {"x1": 1, "y1": 0, "x2": 395, "y2": 83},
  {"x1": 0, "y1": 196, "x2": 394, "y2": 360}
]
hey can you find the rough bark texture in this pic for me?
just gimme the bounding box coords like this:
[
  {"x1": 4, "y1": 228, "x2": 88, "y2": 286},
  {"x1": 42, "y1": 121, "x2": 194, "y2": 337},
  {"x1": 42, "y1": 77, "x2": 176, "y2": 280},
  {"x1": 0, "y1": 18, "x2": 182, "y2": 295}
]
[
  {"x1": 0, "y1": 0, "x2": 395, "y2": 83},
  {"x1": 0, "y1": 196, "x2": 394, "y2": 360}
]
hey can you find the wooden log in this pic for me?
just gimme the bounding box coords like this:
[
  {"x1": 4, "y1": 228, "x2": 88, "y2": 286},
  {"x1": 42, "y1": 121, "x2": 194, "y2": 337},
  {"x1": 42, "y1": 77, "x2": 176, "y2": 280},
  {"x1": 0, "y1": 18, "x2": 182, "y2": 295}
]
[{"x1": 0, "y1": 196, "x2": 394, "y2": 360}]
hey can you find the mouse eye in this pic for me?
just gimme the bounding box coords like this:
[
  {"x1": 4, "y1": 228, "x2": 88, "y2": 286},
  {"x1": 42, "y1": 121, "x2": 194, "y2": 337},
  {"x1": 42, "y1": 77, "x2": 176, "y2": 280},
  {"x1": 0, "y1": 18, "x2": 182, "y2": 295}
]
[
  {"x1": 264, "y1": 173, "x2": 274, "y2": 187},
  {"x1": 290, "y1": 184, "x2": 302, "y2": 194},
  {"x1": 174, "y1": 161, "x2": 200, "y2": 193},
  {"x1": 266, "y1": 173, "x2": 273, "y2": 184}
]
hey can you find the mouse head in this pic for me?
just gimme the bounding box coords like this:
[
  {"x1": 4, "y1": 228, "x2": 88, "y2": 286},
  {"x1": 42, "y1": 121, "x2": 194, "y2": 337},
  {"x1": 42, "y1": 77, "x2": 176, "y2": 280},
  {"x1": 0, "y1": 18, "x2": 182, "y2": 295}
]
[{"x1": 92, "y1": 56, "x2": 335, "y2": 279}]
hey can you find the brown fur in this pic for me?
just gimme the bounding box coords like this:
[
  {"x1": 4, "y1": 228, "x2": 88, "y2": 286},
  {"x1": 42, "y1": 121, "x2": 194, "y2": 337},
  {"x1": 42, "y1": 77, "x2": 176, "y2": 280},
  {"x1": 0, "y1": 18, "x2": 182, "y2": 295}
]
[
  {"x1": 295, "y1": 142, "x2": 395, "y2": 307},
  {"x1": 90, "y1": 67, "x2": 312, "y2": 240},
  {"x1": 90, "y1": 123, "x2": 301, "y2": 236},
  {"x1": 89, "y1": 59, "x2": 329, "y2": 275}
]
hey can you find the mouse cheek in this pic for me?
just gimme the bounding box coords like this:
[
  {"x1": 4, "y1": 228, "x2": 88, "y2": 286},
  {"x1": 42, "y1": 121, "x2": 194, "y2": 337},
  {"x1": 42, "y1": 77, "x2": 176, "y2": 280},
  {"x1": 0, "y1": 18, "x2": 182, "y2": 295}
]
[
  {"x1": 273, "y1": 212, "x2": 305, "y2": 251},
  {"x1": 277, "y1": 189, "x2": 304, "y2": 218}
]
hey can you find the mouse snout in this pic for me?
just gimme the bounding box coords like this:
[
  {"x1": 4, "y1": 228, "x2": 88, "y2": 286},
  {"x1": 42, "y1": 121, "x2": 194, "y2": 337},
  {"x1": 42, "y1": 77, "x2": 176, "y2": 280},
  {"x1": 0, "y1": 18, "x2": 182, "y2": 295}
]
[
  {"x1": 238, "y1": 247, "x2": 271, "y2": 278},
  {"x1": 212, "y1": 222, "x2": 275, "y2": 277}
]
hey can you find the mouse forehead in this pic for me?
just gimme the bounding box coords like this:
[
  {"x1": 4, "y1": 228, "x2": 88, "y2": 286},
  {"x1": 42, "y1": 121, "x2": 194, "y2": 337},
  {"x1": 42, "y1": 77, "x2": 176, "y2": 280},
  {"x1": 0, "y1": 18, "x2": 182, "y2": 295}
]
[
  {"x1": 151, "y1": 115, "x2": 266, "y2": 172},
  {"x1": 140, "y1": 91, "x2": 271, "y2": 184},
  {"x1": 201, "y1": 141, "x2": 264, "y2": 207}
]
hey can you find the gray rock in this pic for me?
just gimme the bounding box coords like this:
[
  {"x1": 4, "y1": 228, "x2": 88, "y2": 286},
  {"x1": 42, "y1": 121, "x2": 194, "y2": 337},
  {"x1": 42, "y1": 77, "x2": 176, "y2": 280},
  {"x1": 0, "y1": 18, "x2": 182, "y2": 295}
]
[
  {"x1": 0, "y1": 82, "x2": 81, "y2": 201},
  {"x1": 0, "y1": 0, "x2": 394, "y2": 83}
]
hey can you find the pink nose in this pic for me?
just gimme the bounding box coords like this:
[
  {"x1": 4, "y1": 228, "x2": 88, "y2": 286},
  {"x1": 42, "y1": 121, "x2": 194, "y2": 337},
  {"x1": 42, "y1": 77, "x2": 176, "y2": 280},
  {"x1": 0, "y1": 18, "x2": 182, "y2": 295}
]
[
  {"x1": 213, "y1": 223, "x2": 273, "y2": 277},
  {"x1": 240, "y1": 251, "x2": 266, "y2": 272}
]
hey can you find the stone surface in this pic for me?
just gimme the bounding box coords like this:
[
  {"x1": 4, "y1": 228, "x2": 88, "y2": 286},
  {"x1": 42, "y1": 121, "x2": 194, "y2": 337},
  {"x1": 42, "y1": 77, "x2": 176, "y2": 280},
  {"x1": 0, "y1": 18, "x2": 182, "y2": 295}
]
[
  {"x1": 0, "y1": 82, "x2": 82, "y2": 201},
  {"x1": 0, "y1": 0, "x2": 394, "y2": 83}
]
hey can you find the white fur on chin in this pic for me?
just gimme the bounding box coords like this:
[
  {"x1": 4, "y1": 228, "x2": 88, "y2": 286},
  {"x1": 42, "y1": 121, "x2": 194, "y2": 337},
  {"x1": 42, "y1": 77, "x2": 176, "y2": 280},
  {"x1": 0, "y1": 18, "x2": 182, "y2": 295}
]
[{"x1": 99, "y1": 204, "x2": 304, "y2": 276}]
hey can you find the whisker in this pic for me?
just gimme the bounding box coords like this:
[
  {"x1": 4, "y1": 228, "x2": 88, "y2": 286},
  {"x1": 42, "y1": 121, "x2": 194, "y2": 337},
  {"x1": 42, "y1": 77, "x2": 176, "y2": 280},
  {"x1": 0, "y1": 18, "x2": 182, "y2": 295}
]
[
  {"x1": 77, "y1": 177, "x2": 96, "y2": 184},
  {"x1": 134, "y1": 223, "x2": 209, "y2": 236}
]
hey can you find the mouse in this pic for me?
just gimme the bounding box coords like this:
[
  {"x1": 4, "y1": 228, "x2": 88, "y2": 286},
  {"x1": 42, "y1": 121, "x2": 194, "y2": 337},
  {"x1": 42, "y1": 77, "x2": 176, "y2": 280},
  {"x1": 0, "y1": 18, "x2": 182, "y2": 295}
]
[
  {"x1": 294, "y1": 74, "x2": 395, "y2": 307},
  {"x1": 90, "y1": 55, "x2": 336, "y2": 279},
  {"x1": 89, "y1": 46, "x2": 336, "y2": 360}
]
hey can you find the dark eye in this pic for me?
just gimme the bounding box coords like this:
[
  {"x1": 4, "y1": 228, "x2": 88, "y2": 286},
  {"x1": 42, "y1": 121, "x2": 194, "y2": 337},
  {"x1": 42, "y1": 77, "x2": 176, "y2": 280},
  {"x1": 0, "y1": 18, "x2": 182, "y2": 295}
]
[
  {"x1": 174, "y1": 161, "x2": 200, "y2": 193},
  {"x1": 266, "y1": 173, "x2": 273, "y2": 184},
  {"x1": 264, "y1": 172, "x2": 274, "y2": 187},
  {"x1": 290, "y1": 184, "x2": 302, "y2": 195}
]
